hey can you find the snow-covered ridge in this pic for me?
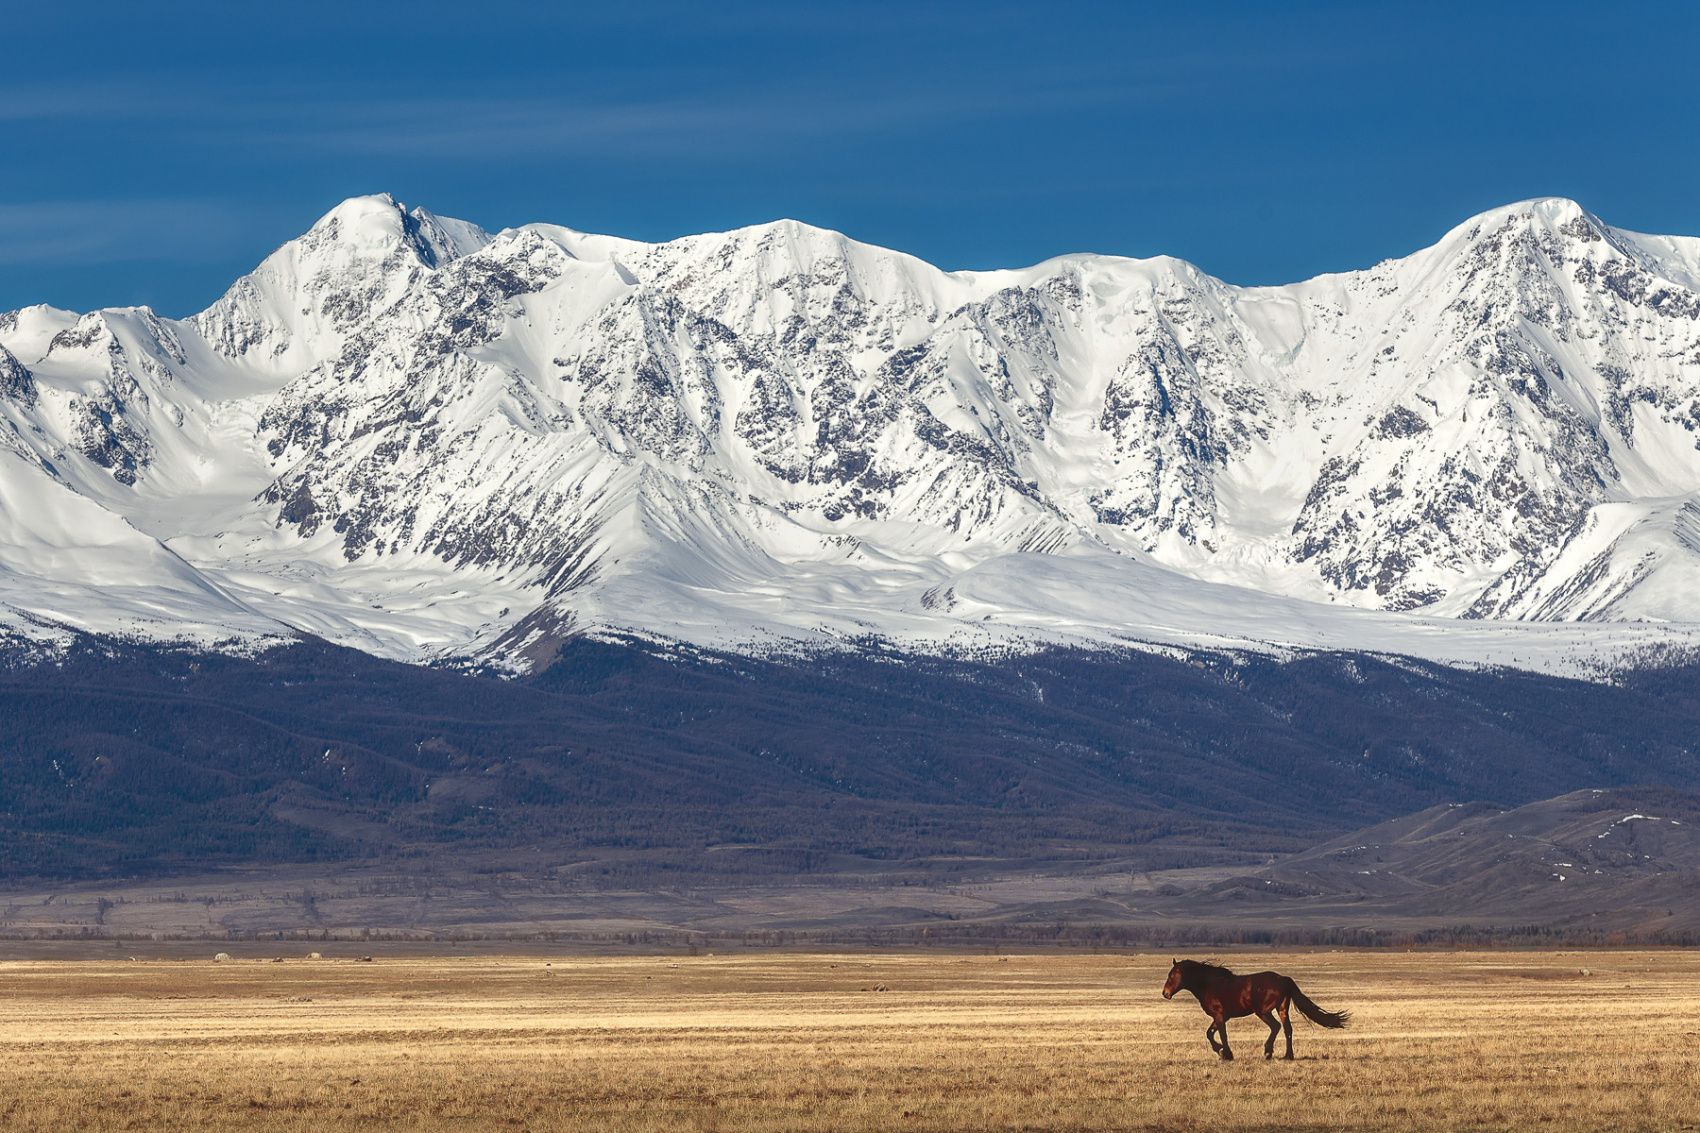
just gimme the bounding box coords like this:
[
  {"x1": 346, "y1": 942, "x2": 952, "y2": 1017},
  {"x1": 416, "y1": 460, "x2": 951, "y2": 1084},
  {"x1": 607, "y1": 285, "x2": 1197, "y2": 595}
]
[{"x1": 4, "y1": 193, "x2": 1700, "y2": 676}]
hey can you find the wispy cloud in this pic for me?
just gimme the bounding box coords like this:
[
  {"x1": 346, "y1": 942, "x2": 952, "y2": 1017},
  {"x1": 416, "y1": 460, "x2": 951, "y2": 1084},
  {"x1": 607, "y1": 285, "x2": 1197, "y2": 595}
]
[
  {"x1": 0, "y1": 199, "x2": 260, "y2": 266},
  {"x1": 0, "y1": 58, "x2": 1200, "y2": 163},
  {"x1": 0, "y1": 82, "x2": 193, "y2": 123},
  {"x1": 266, "y1": 87, "x2": 1142, "y2": 157}
]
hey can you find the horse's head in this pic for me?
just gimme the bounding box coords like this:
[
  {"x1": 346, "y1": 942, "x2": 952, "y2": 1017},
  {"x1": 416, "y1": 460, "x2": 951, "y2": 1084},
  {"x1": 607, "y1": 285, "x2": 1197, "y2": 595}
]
[{"x1": 1161, "y1": 959, "x2": 1183, "y2": 1000}]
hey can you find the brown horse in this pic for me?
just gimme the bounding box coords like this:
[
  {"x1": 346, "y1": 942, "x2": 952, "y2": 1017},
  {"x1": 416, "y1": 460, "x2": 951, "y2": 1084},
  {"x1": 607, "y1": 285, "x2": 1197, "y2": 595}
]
[{"x1": 1161, "y1": 959, "x2": 1349, "y2": 1060}]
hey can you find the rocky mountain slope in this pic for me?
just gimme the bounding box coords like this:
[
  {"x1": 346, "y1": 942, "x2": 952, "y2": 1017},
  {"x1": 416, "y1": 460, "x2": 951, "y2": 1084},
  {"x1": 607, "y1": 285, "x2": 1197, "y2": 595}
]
[
  {"x1": 4, "y1": 194, "x2": 1700, "y2": 674},
  {"x1": 6, "y1": 635, "x2": 1700, "y2": 888},
  {"x1": 1175, "y1": 786, "x2": 1700, "y2": 937}
]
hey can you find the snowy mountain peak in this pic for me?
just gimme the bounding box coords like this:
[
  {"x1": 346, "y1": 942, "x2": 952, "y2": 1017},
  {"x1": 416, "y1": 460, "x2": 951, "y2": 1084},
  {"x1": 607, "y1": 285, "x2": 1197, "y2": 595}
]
[
  {"x1": 306, "y1": 192, "x2": 413, "y2": 244},
  {"x1": 3, "y1": 195, "x2": 1700, "y2": 676},
  {"x1": 1478, "y1": 195, "x2": 1593, "y2": 225},
  {"x1": 186, "y1": 194, "x2": 491, "y2": 372},
  {"x1": 301, "y1": 193, "x2": 488, "y2": 266},
  {"x1": 1435, "y1": 196, "x2": 1690, "y2": 287}
]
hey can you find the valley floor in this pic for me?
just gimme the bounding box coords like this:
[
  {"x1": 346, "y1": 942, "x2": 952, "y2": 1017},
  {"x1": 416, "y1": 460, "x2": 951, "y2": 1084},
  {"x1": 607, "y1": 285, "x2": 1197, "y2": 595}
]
[{"x1": 2, "y1": 951, "x2": 1696, "y2": 1132}]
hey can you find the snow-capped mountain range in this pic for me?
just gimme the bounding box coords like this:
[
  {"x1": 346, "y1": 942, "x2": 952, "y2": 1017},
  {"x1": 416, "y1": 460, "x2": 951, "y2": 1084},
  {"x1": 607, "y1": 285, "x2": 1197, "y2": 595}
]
[{"x1": 5, "y1": 193, "x2": 1700, "y2": 674}]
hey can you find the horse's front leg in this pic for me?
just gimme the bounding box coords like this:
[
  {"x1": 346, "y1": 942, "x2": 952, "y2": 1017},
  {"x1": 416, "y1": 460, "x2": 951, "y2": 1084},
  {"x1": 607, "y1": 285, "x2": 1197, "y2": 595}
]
[
  {"x1": 1205, "y1": 1023, "x2": 1222, "y2": 1054},
  {"x1": 1215, "y1": 1015, "x2": 1234, "y2": 1060}
]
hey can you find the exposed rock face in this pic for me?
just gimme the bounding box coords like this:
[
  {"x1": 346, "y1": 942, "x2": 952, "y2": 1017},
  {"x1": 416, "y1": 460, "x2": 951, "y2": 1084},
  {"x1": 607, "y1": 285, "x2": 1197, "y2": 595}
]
[
  {"x1": 3, "y1": 194, "x2": 1700, "y2": 668},
  {"x1": 0, "y1": 345, "x2": 36, "y2": 408}
]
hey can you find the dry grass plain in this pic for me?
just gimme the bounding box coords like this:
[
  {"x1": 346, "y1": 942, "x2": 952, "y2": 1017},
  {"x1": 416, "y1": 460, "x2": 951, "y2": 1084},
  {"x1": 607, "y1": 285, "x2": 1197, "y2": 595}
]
[{"x1": 2, "y1": 950, "x2": 1698, "y2": 1132}]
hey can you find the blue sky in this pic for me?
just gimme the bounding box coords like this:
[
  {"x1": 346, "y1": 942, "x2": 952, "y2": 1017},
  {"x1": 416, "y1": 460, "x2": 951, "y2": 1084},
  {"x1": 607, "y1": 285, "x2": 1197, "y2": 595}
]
[{"x1": 4, "y1": 0, "x2": 1698, "y2": 315}]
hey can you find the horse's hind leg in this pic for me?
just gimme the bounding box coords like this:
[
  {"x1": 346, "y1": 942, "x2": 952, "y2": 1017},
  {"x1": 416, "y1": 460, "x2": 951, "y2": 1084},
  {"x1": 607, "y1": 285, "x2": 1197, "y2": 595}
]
[
  {"x1": 1279, "y1": 999, "x2": 1294, "y2": 1060},
  {"x1": 1258, "y1": 1010, "x2": 1280, "y2": 1059}
]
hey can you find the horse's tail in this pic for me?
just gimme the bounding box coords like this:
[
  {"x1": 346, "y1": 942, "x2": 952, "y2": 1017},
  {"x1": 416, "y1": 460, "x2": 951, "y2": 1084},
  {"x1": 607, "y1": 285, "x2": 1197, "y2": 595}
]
[{"x1": 1286, "y1": 978, "x2": 1350, "y2": 1028}]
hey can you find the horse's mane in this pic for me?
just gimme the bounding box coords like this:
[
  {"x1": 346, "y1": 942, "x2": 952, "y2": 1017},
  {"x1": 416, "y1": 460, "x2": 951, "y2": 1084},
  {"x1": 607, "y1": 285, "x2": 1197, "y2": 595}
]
[{"x1": 1181, "y1": 958, "x2": 1237, "y2": 979}]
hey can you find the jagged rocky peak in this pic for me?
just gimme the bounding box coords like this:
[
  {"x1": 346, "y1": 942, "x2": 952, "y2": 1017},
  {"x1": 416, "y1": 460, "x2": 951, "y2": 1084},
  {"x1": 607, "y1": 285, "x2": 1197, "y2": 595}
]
[
  {"x1": 190, "y1": 194, "x2": 492, "y2": 368},
  {"x1": 1435, "y1": 196, "x2": 1700, "y2": 310},
  {"x1": 1463, "y1": 195, "x2": 1599, "y2": 232},
  {"x1": 1432, "y1": 196, "x2": 1608, "y2": 259},
  {"x1": 583, "y1": 215, "x2": 973, "y2": 366},
  {"x1": 0, "y1": 304, "x2": 82, "y2": 362},
  {"x1": 298, "y1": 192, "x2": 489, "y2": 267}
]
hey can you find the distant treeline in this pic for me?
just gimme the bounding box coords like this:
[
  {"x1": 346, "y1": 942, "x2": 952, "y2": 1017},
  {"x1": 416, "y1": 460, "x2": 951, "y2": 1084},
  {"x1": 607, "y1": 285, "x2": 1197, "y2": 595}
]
[{"x1": 5, "y1": 922, "x2": 1696, "y2": 948}]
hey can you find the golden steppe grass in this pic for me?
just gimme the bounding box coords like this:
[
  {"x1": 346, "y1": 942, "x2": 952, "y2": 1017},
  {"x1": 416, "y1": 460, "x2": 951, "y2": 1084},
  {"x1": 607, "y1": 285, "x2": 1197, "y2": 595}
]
[{"x1": 1, "y1": 950, "x2": 1698, "y2": 1132}]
